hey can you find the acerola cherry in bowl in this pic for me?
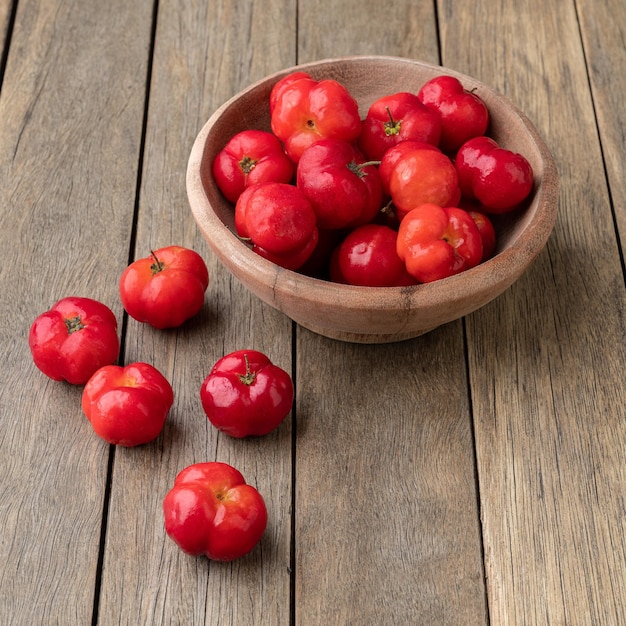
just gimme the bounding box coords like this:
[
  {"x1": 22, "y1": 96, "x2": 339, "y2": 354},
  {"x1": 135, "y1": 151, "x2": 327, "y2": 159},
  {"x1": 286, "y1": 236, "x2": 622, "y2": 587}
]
[{"x1": 187, "y1": 55, "x2": 559, "y2": 343}]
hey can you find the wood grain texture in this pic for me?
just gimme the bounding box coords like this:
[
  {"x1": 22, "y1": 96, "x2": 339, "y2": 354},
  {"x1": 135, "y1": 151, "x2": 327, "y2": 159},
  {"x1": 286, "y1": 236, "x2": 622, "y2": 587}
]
[
  {"x1": 577, "y1": 0, "x2": 626, "y2": 252},
  {"x1": 440, "y1": 0, "x2": 626, "y2": 623},
  {"x1": 0, "y1": 0, "x2": 153, "y2": 624},
  {"x1": 95, "y1": 1, "x2": 297, "y2": 624},
  {"x1": 0, "y1": 0, "x2": 12, "y2": 61},
  {"x1": 297, "y1": 0, "x2": 440, "y2": 65},
  {"x1": 292, "y1": 3, "x2": 487, "y2": 624},
  {"x1": 295, "y1": 329, "x2": 488, "y2": 625},
  {"x1": 1, "y1": 1, "x2": 624, "y2": 625}
]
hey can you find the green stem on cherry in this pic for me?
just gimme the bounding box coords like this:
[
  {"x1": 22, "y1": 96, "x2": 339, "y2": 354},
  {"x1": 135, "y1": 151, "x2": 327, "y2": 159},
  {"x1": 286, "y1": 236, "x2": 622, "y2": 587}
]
[
  {"x1": 346, "y1": 159, "x2": 382, "y2": 178},
  {"x1": 150, "y1": 250, "x2": 165, "y2": 275},
  {"x1": 238, "y1": 353, "x2": 257, "y2": 386},
  {"x1": 384, "y1": 106, "x2": 401, "y2": 136}
]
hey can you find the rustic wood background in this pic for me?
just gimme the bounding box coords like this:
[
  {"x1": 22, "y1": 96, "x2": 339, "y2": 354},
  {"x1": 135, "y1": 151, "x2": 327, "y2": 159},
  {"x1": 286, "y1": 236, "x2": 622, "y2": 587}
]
[{"x1": 0, "y1": 0, "x2": 623, "y2": 624}]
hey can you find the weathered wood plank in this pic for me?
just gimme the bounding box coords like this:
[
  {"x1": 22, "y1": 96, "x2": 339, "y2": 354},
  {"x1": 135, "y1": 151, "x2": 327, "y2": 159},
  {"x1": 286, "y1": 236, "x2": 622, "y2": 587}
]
[
  {"x1": 0, "y1": 1, "x2": 12, "y2": 66},
  {"x1": 297, "y1": 0, "x2": 440, "y2": 65},
  {"x1": 440, "y1": 0, "x2": 626, "y2": 623},
  {"x1": 294, "y1": 2, "x2": 487, "y2": 624},
  {"x1": 1, "y1": 2, "x2": 622, "y2": 625},
  {"x1": 295, "y1": 331, "x2": 488, "y2": 625},
  {"x1": 0, "y1": 0, "x2": 153, "y2": 624},
  {"x1": 95, "y1": 1, "x2": 298, "y2": 624},
  {"x1": 577, "y1": 0, "x2": 626, "y2": 254}
]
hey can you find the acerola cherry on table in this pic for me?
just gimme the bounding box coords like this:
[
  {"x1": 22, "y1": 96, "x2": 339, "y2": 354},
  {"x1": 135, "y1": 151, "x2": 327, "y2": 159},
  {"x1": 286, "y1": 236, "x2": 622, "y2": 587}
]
[
  {"x1": 119, "y1": 245, "x2": 209, "y2": 329},
  {"x1": 28, "y1": 296, "x2": 120, "y2": 385},
  {"x1": 81, "y1": 361, "x2": 174, "y2": 446},
  {"x1": 200, "y1": 349, "x2": 294, "y2": 438},
  {"x1": 163, "y1": 461, "x2": 268, "y2": 561}
]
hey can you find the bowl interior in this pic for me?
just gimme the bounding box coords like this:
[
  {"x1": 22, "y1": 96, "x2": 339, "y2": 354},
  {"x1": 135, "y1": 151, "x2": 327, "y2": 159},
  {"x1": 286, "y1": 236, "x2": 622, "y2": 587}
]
[{"x1": 188, "y1": 56, "x2": 559, "y2": 342}]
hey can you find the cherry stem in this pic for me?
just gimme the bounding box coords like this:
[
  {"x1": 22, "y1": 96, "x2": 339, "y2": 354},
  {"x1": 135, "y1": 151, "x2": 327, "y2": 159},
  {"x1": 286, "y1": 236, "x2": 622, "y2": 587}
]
[
  {"x1": 239, "y1": 155, "x2": 257, "y2": 174},
  {"x1": 384, "y1": 106, "x2": 401, "y2": 136},
  {"x1": 65, "y1": 315, "x2": 85, "y2": 334},
  {"x1": 381, "y1": 199, "x2": 395, "y2": 215},
  {"x1": 346, "y1": 159, "x2": 381, "y2": 178},
  {"x1": 236, "y1": 234, "x2": 254, "y2": 250},
  {"x1": 150, "y1": 250, "x2": 165, "y2": 275},
  {"x1": 238, "y1": 353, "x2": 257, "y2": 386}
]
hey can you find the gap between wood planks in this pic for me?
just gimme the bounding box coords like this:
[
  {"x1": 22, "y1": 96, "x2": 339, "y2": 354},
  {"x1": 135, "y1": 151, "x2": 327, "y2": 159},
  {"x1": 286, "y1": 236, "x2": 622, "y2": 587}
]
[{"x1": 0, "y1": 0, "x2": 19, "y2": 94}]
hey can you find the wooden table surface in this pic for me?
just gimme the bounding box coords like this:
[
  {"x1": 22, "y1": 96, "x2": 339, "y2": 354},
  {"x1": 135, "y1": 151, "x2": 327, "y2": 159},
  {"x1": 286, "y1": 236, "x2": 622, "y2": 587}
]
[{"x1": 1, "y1": 1, "x2": 624, "y2": 624}]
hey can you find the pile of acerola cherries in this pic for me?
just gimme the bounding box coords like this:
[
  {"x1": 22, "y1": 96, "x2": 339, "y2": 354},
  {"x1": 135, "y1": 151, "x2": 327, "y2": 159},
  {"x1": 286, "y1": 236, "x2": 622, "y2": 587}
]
[{"x1": 212, "y1": 71, "x2": 534, "y2": 286}]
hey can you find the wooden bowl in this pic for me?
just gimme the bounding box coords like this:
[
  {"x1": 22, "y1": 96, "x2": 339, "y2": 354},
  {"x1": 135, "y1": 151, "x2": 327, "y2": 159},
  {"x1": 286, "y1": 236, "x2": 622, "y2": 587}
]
[{"x1": 187, "y1": 56, "x2": 559, "y2": 343}]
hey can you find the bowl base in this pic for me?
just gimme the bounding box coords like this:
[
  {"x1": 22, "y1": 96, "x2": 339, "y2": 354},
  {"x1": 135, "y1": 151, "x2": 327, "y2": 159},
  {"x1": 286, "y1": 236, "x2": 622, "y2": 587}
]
[{"x1": 297, "y1": 321, "x2": 438, "y2": 344}]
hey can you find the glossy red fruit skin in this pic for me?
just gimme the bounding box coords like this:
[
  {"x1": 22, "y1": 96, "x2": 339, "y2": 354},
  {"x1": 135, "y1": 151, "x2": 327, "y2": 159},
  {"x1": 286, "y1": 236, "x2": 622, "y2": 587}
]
[
  {"x1": 163, "y1": 462, "x2": 268, "y2": 561},
  {"x1": 455, "y1": 136, "x2": 534, "y2": 213},
  {"x1": 200, "y1": 349, "x2": 294, "y2": 437},
  {"x1": 417, "y1": 75, "x2": 490, "y2": 153},
  {"x1": 270, "y1": 74, "x2": 362, "y2": 163},
  {"x1": 296, "y1": 139, "x2": 383, "y2": 230},
  {"x1": 378, "y1": 141, "x2": 441, "y2": 196},
  {"x1": 454, "y1": 136, "x2": 498, "y2": 196},
  {"x1": 28, "y1": 296, "x2": 120, "y2": 385},
  {"x1": 396, "y1": 203, "x2": 483, "y2": 283},
  {"x1": 358, "y1": 92, "x2": 442, "y2": 160},
  {"x1": 212, "y1": 129, "x2": 294, "y2": 203},
  {"x1": 379, "y1": 145, "x2": 461, "y2": 222},
  {"x1": 333, "y1": 223, "x2": 417, "y2": 287},
  {"x1": 468, "y1": 210, "x2": 497, "y2": 261},
  {"x1": 81, "y1": 362, "x2": 174, "y2": 446},
  {"x1": 119, "y1": 246, "x2": 209, "y2": 329},
  {"x1": 269, "y1": 71, "x2": 312, "y2": 116},
  {"x1": 235, "y1": 182, "x2": 319, "y2": 270}
]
